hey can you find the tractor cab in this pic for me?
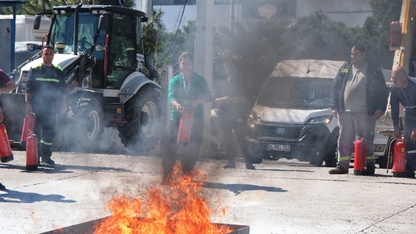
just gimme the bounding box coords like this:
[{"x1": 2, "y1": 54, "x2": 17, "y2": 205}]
[{"x1": 39, "y1": 3, "x2": 148, "y2": 90}]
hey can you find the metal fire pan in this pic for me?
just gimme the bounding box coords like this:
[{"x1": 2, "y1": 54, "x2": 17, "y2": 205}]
[{"x1": 40, "y1": 217, "x2": 250, "y2": 234}]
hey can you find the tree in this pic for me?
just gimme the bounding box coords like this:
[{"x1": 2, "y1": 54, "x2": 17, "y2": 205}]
[
  {"x1": 362, "y1": 0, "x2": 402, "y2": 68},
  {"x1": 159, "y1": 20, "x2": 196, "y2": 74},
  {"x1": 142, "y1": 8, "x2": 196, "y2": 77},
  {"x1": 143, "y1": 9, "x2": 167, "y2": 77},
  {"x1": 3, "y1": 0, "x2": 76, "y2": 15},
  {"x1": 284, "y1": 13, "x2": 352, "y2": 61}
]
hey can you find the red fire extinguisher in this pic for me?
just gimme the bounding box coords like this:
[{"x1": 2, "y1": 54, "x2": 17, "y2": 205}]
[
  {"x1": 0, "y1": 123, "x2": 14, "y2": 163},
  {"x1": 393, "y1": 139, "x2": 406, "y2": 177},
  {"x1": 354, "y1": 138, "x2": 366, "y2": 175},
  {"x1": 177, "y1": 108, "x2": 194, "y2": 143},
  {"x1": 21, "y1": 113, "x2": 36, "y2": 149},
  {"x1": 26, "y1": 131, "x2": 38, "y2": 170}
]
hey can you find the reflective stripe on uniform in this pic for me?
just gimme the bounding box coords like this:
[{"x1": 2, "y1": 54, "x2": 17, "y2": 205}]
[
  {"x1": 40, "y1": 140, "x2": 53, "y2": 146},
  {"x1": 338, "y1": 156, "x2": 350, "y2": 161},
  {"x1": 35, "y1": 78, "x2": 60, "y2": 83},
  {"x1": 366, "y1": 156, "x2": 375, "y2": 160}
]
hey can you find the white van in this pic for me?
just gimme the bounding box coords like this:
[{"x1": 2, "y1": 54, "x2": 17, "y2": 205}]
[{"x1": 246, "y1": 59, "x2": 389, "y2": 167}]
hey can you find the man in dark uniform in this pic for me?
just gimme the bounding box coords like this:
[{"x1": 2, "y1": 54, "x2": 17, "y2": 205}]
[
  {"x1": 25, "y1": 45, "x2": 66, "y2": 165},
  {"x1": 329, "y1": 44, "x2": 388, "y2": 175},
  {"x1": 214, "y1": 63, "x2": 255, "y2": 170},
  {"x1": 391, "y1": 66, "x2": 416, "y2": 178},
  {"x1": 0, "y1": 68, "x2": 17, "y2": 123},
  {"x1": 0, "y1": 68, "x2": 17, "y2": 163}
]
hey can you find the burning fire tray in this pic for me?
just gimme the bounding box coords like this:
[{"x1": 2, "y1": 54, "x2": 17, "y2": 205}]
[{"x1": 40, "y1": 217, "x2": 250, "y2": 234}]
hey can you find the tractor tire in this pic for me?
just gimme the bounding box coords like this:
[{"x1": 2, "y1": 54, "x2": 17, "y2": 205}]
[
  {"x1": 118, "y1": 87, "x2": 161, "y2": 154},
  {"x1": 62, "y1": 98, "x2": 104, "y2": 152}
]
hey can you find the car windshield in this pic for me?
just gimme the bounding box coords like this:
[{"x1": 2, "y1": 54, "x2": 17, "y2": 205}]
[{"x1": 256, "y1": 77, "x2": 333, "y2": 109}]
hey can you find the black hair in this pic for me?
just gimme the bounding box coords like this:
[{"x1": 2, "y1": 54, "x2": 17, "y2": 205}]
[{"x1": 352, "y1": 44, "x2": 366, "y2": 54}]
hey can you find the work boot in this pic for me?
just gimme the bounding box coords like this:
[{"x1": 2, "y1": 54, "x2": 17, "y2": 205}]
[
  {"x1": 328, "y1": 166, "x2": 348, "y2": 174},
  {"x1": 246, "y1": 163, "x2": 255, "y2": 170},
  {"x1": 365, "y1": 164, "x2": 376, "y2": 176},
  {"x1": 0, "y1": 183, "x2": 5, "y2": 190},
  {"x1": 405, "y1": 166, "x2": 415, "y2": 178},
  {"x1": 41, "y1": 157, "x2": 55, "y2": 165}
]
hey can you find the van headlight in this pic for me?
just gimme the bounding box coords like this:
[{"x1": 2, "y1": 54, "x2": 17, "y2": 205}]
[
  {"x1": 305, "y1": 115, "x2": 333, "y2": 125},
  {"x1": 248, "y1": 111, "x2": 261, "y2": 129}
]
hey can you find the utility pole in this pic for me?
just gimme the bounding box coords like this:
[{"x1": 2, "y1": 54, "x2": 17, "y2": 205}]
[{"x1": 194, "y1": 0, "x2": 214, "y2": 158}]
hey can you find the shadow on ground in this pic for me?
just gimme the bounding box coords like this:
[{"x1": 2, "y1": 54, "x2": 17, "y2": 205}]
[
  {"x1": 203, "y1": 182, "x2": 287, "y2": 195},
  {"x1": 0, "y1": 189, "x2": 76, "y2": 203}
]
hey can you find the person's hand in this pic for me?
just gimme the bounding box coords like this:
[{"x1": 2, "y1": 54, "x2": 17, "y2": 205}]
[
  {"x1": 331, "y1": 109, "x2": 338, "y2": 118},
  {"x1": 172, "y1": 100, "x2": 182, "y2": 110},
  {"x1": 393, "y1": 126, "x2": 401, "y2": 139},
  {"x1": 411, "y1": 129, "x2": 416, "y2": 141},
  {"x1": 373, "y1": 110, "x2": 384, "y2": 120},
  {"x1": 216, "y1": 96, "x2": 230, "y2": 103}
]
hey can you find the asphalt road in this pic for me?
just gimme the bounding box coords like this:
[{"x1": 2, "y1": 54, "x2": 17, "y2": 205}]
[{"x1": 1, "y1": 149, "x2": 416, "y2": 234}]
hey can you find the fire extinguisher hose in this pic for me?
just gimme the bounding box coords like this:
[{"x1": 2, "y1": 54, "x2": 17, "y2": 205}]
[{"x1": 386, "y1": 138, "x2": 397, "y2": 173}]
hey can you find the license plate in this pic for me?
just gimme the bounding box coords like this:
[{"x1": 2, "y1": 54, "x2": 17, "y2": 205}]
[{"x1": 267, "y1": 144, "x2": 290, "y2": 152}]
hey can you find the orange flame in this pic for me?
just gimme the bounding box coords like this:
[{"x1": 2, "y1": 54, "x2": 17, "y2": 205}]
[{"x1": 94, "y1": 165, "x2": 231, "y2": 234}]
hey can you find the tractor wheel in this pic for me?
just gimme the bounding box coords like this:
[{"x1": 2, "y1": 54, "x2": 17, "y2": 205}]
[
  {"x1": 62, "y1": 98, "x2": 104, "y2": 152},
  {"x1": 118, "y1": 87, "x2": 161, "y2": 154}
]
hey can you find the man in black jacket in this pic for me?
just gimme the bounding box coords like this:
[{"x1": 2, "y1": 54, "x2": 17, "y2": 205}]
[
  {"x1": 390, "y1": 66, "x2": 416, "y2": 178},
  {"x1": 26, "y1": 45, "x2": 66, "y2": 165},
  {"x1": 329, "y1": 44, "x2": 388, "y2": 175}
]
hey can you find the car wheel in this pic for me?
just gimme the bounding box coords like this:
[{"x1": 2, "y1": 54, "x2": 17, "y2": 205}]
[
  {"x1": 309, "y1": 150, "x2": 325, "y2": 166},
  {"x1": 249, "y1": 156, "x2": 263, "y2": 164},
  {"x1": 324, "y1": 136, "x2": 338, "y2": 167},
  {"x1": 377, "y1": 155, "x2": 388, "y2": 169}
]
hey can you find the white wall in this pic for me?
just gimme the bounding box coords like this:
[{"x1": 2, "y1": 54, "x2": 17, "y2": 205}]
[{"x1": 0, "y1": 15, "x2": 50, "y2": 42}]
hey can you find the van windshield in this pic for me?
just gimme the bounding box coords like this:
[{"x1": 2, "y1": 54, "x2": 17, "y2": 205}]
[{"x1": 256, "y1": 77, "x2": 333, "y2": 109}]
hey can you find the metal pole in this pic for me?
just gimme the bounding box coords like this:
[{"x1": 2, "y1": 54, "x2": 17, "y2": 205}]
[{"x1": 10, "y1": 4, "x2": 16, "y2": 72}]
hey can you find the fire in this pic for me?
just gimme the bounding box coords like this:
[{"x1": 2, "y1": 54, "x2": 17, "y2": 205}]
[{"x1": 94, "y1": 165, "x2": 231, "y2": 234}]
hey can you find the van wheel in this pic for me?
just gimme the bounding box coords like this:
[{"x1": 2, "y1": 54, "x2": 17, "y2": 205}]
[
  {"x1": 324, "y1": 137, "x2": 338, "y2": 167},
  {"x1": 309, "y1": 150, "x2": 325, "y2": 166},
  {"x1": 377, "y1": 154, "x2": 391, "y2": 169},
  {"x1": 249, "y1": 156, "x2": 263, "y2": 164}
]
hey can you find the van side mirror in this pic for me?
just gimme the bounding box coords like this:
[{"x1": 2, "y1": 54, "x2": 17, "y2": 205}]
[{"x1": 34, "y1": 15, "x2": 41, "y2": 30}]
